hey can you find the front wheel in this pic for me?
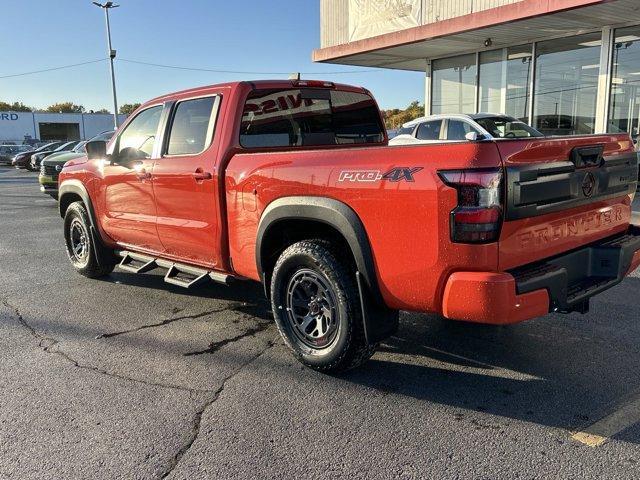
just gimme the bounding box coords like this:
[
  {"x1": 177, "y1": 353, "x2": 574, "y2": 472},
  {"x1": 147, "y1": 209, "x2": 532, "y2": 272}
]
[
  {"x1": 63, "y1": 201, "x2": 115, "y2": 278},
  {"x1": 270, "y1": 240, "x2": 375, "y2": 372}
]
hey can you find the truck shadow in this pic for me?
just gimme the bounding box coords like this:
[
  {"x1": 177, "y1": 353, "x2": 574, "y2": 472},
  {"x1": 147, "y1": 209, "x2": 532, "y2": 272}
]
[
  {"x1": 103, "y1": 270, "x2": 640, "y2": 444},
  {"x1": 342, "y1": 276, "x2": 640, "y2": 445}
]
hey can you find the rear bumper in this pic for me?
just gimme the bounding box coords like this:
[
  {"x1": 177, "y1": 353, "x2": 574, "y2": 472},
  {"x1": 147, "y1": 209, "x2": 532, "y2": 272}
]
[{"x1": 442, "y1": 226, "x2": 640, "y2": 324}]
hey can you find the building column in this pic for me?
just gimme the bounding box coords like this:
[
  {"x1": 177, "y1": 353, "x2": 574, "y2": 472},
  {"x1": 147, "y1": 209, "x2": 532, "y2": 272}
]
[
  {"x1": 424, "y1": 60, "x2": 432, "y2": 116},
  {"x1": 500, "y1": 48, "x2": 508, "y2": 114},
  {"x1": 595, "y1": 26, "x2": 614, "y2": 134}
]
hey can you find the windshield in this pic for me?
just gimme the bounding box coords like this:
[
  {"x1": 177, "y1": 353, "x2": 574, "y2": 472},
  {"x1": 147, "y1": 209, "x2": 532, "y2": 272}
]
[
  {"x1": 397, "y1": 125, "x2": 415, "y2": 136},
  {"x1": 72, "y1": 141, "x2": 87, "y2": 153},
  {"x1": 89, "y1": 130, "x2": 115, "y2": 142},
  {"x1": 54, "y1": 141, "x2": 76, "y2": 152},
  {"x1": 36, "y1": 142, "x2": 60, "y2": 152},
  {"x1": 474, "y1": 117, "x2": 544, "y2": 138}
]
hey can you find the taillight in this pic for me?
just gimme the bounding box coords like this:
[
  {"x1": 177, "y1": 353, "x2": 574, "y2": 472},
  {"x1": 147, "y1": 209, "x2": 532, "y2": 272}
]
[{"x1": 438, "y1": 168, "x2": 503, "y2": 244}]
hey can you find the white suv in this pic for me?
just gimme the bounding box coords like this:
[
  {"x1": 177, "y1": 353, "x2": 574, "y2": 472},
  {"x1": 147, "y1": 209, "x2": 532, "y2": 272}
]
[{"x1": 389, "y1": 114, "x2": 544, "y2": 145}]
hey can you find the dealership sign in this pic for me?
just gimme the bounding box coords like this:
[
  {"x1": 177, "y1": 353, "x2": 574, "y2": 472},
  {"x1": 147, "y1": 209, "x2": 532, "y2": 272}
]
[{"x1": 0, "y1": 113, "x2": 19, "y2": 121}]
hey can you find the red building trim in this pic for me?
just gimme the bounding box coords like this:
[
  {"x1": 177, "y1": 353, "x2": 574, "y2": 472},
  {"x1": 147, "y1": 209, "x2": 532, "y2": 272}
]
[{"x1": 313, "y1": 0, "x2": 613, "y2": 62}]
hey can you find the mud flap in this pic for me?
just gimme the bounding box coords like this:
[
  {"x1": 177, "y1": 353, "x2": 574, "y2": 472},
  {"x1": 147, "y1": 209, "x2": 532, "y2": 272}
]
[
  {"x1": 89, "y1": 226, "x2": 113, "y2": 267},
  {"x1": 356, "y1": 271, "x2": 399, "y2": 345}
]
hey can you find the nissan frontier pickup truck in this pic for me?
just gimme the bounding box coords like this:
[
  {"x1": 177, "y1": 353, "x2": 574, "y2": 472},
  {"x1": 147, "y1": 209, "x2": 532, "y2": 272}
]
[{"x1": 57, "y1": 79, "x2": 640, "y2": 372}]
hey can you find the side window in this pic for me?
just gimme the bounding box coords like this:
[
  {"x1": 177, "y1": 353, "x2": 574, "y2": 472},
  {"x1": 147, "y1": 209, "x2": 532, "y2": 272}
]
[
  {"x1": 415, "y1": 120, "x2": 442, "y2": 140},
  {"x1": 446, "y1": 120, "x2": 477, "y2": 140},
  {"x1": 167, "y1": 97, "x2": 217, "y2": 155},
  {"x1": 117, "y1": 105, "x2": 163, "y2": 158}
]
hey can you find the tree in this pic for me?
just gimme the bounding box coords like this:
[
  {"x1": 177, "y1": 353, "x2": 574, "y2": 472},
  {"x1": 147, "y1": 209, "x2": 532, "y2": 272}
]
[
  {"x1": 45, "y1": 102, "x2": 85, "y2": 113},
  {"x1": 119, "y1": 103, "x2": 141, "y2": 116},
  {"x1": 92, "y1": 108, "x2": 110, "y2": 114},
  {"x1": 0, "y1": 101, "x2": 32, "y2": 112},
  {"x1": 381, "y1": 100, "x2": 424, "y2": 130}
]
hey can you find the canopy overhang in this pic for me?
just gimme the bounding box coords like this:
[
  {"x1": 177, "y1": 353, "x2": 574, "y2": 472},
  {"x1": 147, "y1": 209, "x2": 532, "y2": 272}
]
[{"x1": 313, "y1": 0, "x2": 640, "y2": 71}]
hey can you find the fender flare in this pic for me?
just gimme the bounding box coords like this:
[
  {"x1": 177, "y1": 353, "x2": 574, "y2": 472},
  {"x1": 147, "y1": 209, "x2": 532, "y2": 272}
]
[
  {"x1": 256, "y1": 196, "x2": 383, "y2": 306},
  {"x1": 58, "y1": 179, "x2": 97, "y2": 225},
  {"x1": 58, "y1": 180, "x2": 113, "y2": 266}
]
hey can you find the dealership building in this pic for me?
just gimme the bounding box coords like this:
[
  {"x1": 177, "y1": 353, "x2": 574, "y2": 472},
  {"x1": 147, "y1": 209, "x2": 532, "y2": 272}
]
[
  {"x1": 315, "y1": 0, "x2": 640, "y2": 137},
  {"x1": 0, "y1": 112, "x2": 126, "y2": 144}
]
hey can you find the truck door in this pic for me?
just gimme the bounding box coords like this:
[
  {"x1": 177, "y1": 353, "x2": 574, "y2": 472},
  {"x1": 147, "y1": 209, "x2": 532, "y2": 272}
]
[
  {"x1": 151, "y1": 95, "x2": 223, "y2": 268},
  {"x1": 97, "y1": 104, "x2": 164, "y2": 253}
]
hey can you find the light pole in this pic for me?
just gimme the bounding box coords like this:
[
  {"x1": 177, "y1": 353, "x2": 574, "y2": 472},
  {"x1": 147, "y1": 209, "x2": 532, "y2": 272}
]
[{"x1": 93, "y1": 1, "x2": 120, "y2": 129}]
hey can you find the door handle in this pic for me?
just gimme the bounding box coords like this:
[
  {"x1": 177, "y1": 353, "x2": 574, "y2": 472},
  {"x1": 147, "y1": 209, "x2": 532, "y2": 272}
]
[{"x1": 192, "y1": 169, "x2": 213, "y2": 181}]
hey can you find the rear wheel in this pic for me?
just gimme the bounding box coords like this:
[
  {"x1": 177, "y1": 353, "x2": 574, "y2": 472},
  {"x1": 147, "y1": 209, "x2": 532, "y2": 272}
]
[
  {"x1": 63, "y1": 201, "x2": 115, "y2": 278},
  {"x1": 270, "y1": 240, "x2": 375, "y2": 372}
]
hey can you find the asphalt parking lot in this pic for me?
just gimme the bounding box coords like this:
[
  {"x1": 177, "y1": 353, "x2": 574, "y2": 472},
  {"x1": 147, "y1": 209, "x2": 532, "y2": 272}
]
[{"x1": 1, "y1": 165, "x2": 640, "y2": 479}]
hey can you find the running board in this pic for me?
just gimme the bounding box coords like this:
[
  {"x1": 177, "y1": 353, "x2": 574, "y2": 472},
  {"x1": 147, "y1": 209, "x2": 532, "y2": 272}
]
[{"x1": 115, "y1": 250, "x2": 234, "y2": 288}]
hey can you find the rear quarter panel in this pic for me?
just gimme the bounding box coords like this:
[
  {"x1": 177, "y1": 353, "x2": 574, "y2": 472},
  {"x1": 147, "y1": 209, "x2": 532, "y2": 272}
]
[{"x1": 226, "y1": 142, "x2": 503, "y2": 312}]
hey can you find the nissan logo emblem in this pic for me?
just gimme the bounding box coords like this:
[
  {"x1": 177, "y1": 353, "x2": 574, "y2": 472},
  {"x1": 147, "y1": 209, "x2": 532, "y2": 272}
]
[{"x1": 582, "y1": 172, "x2": 596, "y2": 197}]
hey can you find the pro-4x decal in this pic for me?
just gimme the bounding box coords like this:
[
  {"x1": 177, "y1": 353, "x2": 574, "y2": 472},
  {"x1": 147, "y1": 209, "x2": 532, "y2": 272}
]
[{"x1": 338, "y1": 167, "x2": 423, "y2": 183}]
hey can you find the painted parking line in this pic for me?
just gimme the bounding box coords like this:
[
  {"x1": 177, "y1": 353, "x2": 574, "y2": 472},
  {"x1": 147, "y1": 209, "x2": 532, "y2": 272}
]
[{"x1": 572, "y1": 392, "x2": 640, "y2": 447}]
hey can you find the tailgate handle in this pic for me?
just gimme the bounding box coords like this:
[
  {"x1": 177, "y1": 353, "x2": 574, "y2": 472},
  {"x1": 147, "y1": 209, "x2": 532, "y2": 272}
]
[{"x1": 570, "y1": 145, "x2": 603, "y2": 168}]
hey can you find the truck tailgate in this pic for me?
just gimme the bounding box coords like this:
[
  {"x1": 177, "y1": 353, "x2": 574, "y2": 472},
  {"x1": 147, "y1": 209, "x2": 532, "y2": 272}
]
[{"x1": 497, "y1": 134, "x2": 638, "y2": 271}]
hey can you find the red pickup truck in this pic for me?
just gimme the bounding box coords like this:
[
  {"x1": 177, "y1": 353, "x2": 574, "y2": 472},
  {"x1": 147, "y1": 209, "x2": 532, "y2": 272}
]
[{"x1": 58, "y1": 79, "x2": 640, "y2": 372}]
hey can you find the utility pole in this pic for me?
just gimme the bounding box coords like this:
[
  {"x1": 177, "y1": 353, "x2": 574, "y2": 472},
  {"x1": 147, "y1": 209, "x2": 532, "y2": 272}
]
[{"x1": 93, "y1": 2, "x2": 120, "y2": 129}]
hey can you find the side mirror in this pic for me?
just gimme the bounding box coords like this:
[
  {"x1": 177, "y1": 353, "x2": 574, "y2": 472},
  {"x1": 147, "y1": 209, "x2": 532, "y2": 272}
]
[
  {"x1": 85, "y1": 140, "x2": 107, "y2": 160},
  {"x1": 465, "y1": 131, "x2": 479, "y2": 142}
]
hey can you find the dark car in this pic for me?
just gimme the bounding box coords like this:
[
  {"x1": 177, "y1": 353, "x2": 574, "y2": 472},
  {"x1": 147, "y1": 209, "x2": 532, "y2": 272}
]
[
  {"x1": 30, "y1": 141, "x2": 79, "y2": 170},
  {"x1": 0, "y1": 145, "x2": 31, "y2": 165},
  {"x1": 39, "y1": 131, "x2": 114, "y2": 199},
  {"x1": 12, "y1": 141, "x2": 64, "y2": 170}
]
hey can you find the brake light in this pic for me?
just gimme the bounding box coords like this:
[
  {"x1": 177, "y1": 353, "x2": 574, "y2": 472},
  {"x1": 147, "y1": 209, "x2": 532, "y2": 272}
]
[
  {"x1": 293, "y1": 80, "x2": 335, "y2": 88},
  {"x1": 438, "y1": 168, "x2": 503, "y2": 244}
]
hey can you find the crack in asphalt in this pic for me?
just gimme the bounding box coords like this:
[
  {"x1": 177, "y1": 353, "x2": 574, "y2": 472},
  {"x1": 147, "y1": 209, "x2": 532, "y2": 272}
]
[
  {"x1": 0, "y1": 298, "x2": 213, "y2": 394},
  {"x1": 1, "y1": 296, "x2": 279, "y2": 479},
  {"x1": 158, "y1": 337, "x2": 277, "y2": 479},
  {"x1": 95, "y1": 305, "x2": 241, "y2": 339},
  {"x1": 183, "y1": 319, "x2": 273, "y2": 357}
]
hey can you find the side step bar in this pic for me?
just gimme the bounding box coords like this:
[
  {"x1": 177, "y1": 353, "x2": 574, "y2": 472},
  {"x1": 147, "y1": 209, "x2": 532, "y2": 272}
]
[{"x1": 116, "y1": 250, "x2": 234, "y2": 289}]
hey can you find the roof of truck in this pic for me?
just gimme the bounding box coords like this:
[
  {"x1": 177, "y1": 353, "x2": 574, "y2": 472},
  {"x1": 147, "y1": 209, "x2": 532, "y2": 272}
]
[{"x1": 144, "y1": 79, "x2": 370, "y2": 106}]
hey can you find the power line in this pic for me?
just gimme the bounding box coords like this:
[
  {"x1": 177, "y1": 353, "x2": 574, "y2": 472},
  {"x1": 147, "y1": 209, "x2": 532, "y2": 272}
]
[
  {"x1": 117, "y1": 58, "x2": 381, "y2": 75},
  {"x1": 0, "y1": 59, "x2": 107, "y2": 79}
]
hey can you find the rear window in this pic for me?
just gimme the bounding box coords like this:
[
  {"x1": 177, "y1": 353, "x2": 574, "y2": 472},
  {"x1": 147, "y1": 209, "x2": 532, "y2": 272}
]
[{"x1": 240, "y1": 88, "x2": 385, "y2": 148}]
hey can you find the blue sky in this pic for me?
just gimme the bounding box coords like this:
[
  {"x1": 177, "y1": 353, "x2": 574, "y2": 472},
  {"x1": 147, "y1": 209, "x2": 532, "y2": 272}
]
[{"x1": 0, "y1": 0, "x2": 424, "y2": 111}]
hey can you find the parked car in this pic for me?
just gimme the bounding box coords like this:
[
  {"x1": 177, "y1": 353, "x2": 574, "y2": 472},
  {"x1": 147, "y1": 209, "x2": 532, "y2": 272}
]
[
  {"x1": 40, "y1": 132, "x2": 114, "y2": 199},
  {"x1": 389, "y1": 113, "x2": 544, "y2": 145},
  {"x1": 58, "y1": 79, "x2": 640, "y2": 372},
  {"x1": 12, "y1": 141, "x2": 64, "y2": 170},
  {"x1": 0, "y1": 145, "x2": 31, "y2": 165},
  {"x1": 30, "y1": 141, "x2": 80, "y2": 170}
]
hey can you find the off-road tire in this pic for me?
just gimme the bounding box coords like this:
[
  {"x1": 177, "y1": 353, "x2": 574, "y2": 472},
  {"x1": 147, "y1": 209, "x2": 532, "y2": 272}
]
[
  {"x1": 270, "y1": 240, "x2": 376, "y2": 372},
  {"x1": 63, "y1": 201, "x2": 115, "y2": 278}
]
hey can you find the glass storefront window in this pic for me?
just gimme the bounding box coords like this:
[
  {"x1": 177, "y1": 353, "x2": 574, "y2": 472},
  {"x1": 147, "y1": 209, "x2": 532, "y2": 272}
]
[
  {"x1": 505, "y1": 45, "x2": 532, "y2": 121},
  {"x1": 608, "y1": 26, "x2": 640, "y2": 143},
  {"x1": 432, "y1": 54, "x2": 477, "y2": 114},
  {"x1": 533, "y1": 33, "x2": 602, "y2": 135},
  {"x1": 478, "y1": 49, "x2": 503, "y2": 114}
]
